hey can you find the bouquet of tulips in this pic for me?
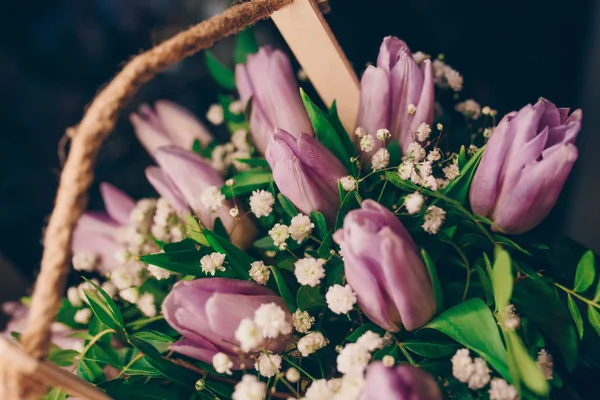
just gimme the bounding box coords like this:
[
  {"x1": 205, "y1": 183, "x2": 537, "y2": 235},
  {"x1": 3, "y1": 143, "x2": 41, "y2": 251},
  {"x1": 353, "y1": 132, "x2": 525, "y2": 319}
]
[{"x1": 4, "y1": 31, "x2": 599, "y2": 400}]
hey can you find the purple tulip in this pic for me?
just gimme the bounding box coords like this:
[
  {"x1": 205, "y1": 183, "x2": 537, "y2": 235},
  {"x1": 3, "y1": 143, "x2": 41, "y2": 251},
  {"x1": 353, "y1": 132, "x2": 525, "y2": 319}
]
[
  {"x1": 236, "y1": 46, "x2": 314, "y2": 154},
  {"x1": 162, "y1": 278, "x2": 291, "y2": 367},
  {"x1": 266, "y1": 128, "x2": 348, "y2": 222},
  {"x1": 363, "y1": 362, "x2": 442, "y2": 400},
  {"x1": 154, "y1": 146, "x2": 257, "y2": 248},
  {"x1": 130, "y1": 100, "x2": 213, "y2": 157},
  {"x1": 333, "y1": 200, "x2": 436, "y2": 332},
  {"x1": 145, "y1": 166, "x2": 189, "y2": 215},
  {"x1": 470, "y1": 98, "x2": 582, "y2": 234},
  {"x1": 358, "y1": 37, "x2": 434, "y2": 153}
]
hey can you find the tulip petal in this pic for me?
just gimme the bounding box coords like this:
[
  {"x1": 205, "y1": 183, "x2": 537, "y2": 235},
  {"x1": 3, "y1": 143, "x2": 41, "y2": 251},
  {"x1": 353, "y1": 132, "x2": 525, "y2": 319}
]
[
  {"x1": 99, "y1": 183, "x2": 135, "y2": 225},
  {"x1": 364, "y1": 363, "x2": 403, "y2": 399},
  {"x1": 155, "y1": 100, "x2": 213, "y2": 149},
  {"x1": 145, "y1": 166, "x2": 189, "y2": 215},
  {"x1": 358, "y1": 66, "x2": 391, "y2": 149},
  {"x1": 169, "y1": 338, "x2": 220, "y2": 364},
  {"x1": 130, "y1": 104, "x2": 171, "y2": 156}
]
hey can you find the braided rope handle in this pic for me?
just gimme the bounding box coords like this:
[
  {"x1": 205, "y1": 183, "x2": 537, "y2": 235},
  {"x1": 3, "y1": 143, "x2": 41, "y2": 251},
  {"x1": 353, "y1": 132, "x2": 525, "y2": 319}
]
[{"x1": 6, "y1": 0, "x2": 296, "y2": 397}]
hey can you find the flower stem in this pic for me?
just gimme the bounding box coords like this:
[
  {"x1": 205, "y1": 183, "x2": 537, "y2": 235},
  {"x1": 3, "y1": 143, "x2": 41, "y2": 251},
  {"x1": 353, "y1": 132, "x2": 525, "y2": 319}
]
[
  {"x1": 555, "y1": 282, "x2": 600, "y2": 309},
  {"x1": 397, "y1": 343, "x2": 416, "y2": 366},
  {"x1": 282, "y1": 356, "x2": 317, "y2": 381}
]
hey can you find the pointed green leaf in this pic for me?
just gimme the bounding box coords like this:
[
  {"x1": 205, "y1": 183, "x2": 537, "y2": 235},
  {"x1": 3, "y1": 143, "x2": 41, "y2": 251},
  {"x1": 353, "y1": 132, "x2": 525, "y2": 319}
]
[
  {"x1": 204, "y1": 229, "x2": 252, "y2": 280},
  {"x1": 574, "y1": 250, "x2": 595, "y2": 293},
  {"x1": 205, "y1": 50, "x2": 236, "y2": 90},
  {"x1": 442, "y1": 146, "x2": 484, "y2": 204},
  {"x1": 346, "y1": 323, "x2": 385, "y2": 342},
  {"x1": 567, "y1": 294, "x2": 584, "y2": 340},
  {"x1": 328, "y1": 101, "x2": 357, "y2": 161},
  {"x1": 588, "y1": 306, "x2": 600, "y2": 337},
  {"x1": 270, "y1": 266, "x2": 297, "y2": 312},
  {"x1": 505, "y1": 330, "x2": 549, "y2": 395},
  {"x1": 82, "y1": 280, "x2": 124, "y2": 332},
  {"x1": 310, "y1": 211, "x2": 328, "y2": 239},
  {"x1": 221, "y1": 169, "x2": 272, "y2": 198},
  {"x1": 140, "y1": 248, "x2": 205, "y2": 276},
  {"x1": 278, "y1": 193, "x2": 298, "y2": 219},
  {"x1": 233, "y1": 158, "x2": 270, "y2": 168},
  {"x1": 335, "y1": 191, "x2": 362, "y2": 230},
  {"x1": 421, "y1": 249, "x2": 444, "y2": 313},
  {"x1": 234, "y1": 27, "x2": 259, "y2": 64},
  {"x1": 492, "y1": 246, "x2": 513, "y2": 313},
  {"x1": 297, "y1": 286, "x2": 325, "y2": 311},
  {"x1": 402, "y1": 340, "x2": 458, "y2": 358}
]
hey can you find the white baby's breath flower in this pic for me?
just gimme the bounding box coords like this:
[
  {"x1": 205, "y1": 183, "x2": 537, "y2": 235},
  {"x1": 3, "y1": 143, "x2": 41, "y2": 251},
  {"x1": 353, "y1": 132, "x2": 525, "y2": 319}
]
[
  {"x1": 67, "y1": 287, "x2": 82, "y2": 307},
  {"x1": 231, "y1": 129, "x2": 249, "y2": 150},
  {"x1": 336, "y1": 374, "x2": 365, "y2": 399},
  {"x1": 416, "y1": 123, "x2": 432, "y2": 142},
  {"x1": 418, "y1": 161, "x2": 433, "y2": 179},
  {"x1": 356, "y1": 331, "x2": 384, "y2": 352},
  {"x1": 200, "y1": 252, "x2": 226, "y2": 276},
  {"x1": 451, "y1": 349, "x2": 474, "y2": 383},
  {"x1": 120, "y1": 287, "x2": 139, "y2": 304},
  {"x1": 297, "y1": 332, "x2": 328, "y2": 357},
  {"x1": 489, "y1": 378, "x2": 518, "y2": 400},
  {"x1": 468, "y1": 144, "x2": 479, "y2": 155},
  {"x1": 254, "y1": 303, "x2": 292, "y2": 339},
  {"x1": 292, "y1": 309, "x2": 315, "y2": 333},
  {"x1": 229, "y1": 207, "x2": 240, "y2": 217},
  {"x1": 437, "y1": 123, "x2": 443, "y2": 131},
  {"x1": 212, "y1": 352, "x2": 233, "y2": 375},
  {"x1": 110, "y1": 264, "x2": 144, "y2": 290},
  {"x1": 326, "y1": 284, "x2": 357, "y2": 315},
  {"x1": 398, "y1": 160, "x2": 414, "y2": 180},
  {"x1": 294, "y1": 257, "x2": 326, "y2": 287},
  {"x1": 249, "y1": 261, "x2": 271, "y2": 285},
  {"x1": 376, "y1": 129, "x2": 391, "y2": 141},
  {"x1": 232, "y1": 375, "x2": 266, "y2": 400},
  {"x1": 254, "y1": 353, "x2": 282, "y2": 378},
  {"x1": 337, "y1": 343, "x2": 371, "y2": 375},
  {"x1": 340, "y1": 176, "x2": 357, "y2": 191},
  {"x1": 483, "y1": 127, "x2": 494, "y2": 138},
  {"x1": 443, "y1": 163, "x2": 460, "y2": 181},
  {"x1": 137, "y1": 292, "x2": 157, "y2": 317},
  {"x1": 206, "y1": 103, "x2": 224, "y2": 125},
  {"x1": 286, "y1": 367, "x2": 300, "y2": 383},
  {"x1": 371, "y1": 148, "x2": 390, "y2": 171},
  {"x1": 360, "y1": 134, "x2": 375, "y2": 153},
  {"x1": 537, "y1": 349, "x2": 553, "y2": 380},
  {"x1": 101, "y1": 281, "x2": 117, "y2": 299},
  {"x1": 468, "y1": 358, "x2": 491, "y2": 390},
  {"x1": 355, "y1": 127, "x2": 367, "y2": 138},
  {"x1": 422, "y1": 175, "x2": 439, "y2": 191},
  {"x1": 406, "y1": 142, "x2": 426, "y2": 162},
  {"x1": 228, "y1": 100, "x2": 244, "y2": 114},
  {"x1": 382, "y1": 355, "x2": 395, "y2": 367},
  {"x1": 269, "y1": 223, "x2": 290, "y2": 248},
  {"x1": 422, "y1": 205, "x2": 446, "y2": 234},
  {"x1": 404, "y1": 192, "x2": 424, "y2": 215},
  {"x1": 427, "y1": 148, "x2": 441, "y2": 162},
  {"x1": 72, "y1": 253, "x2": 98, "y2": 272},
  {"x1": 74, "y1": 308, "x2": 92, "y2": 324},
  {"x1": 235, "y1": 318, "x2": 263, "y2": 352},
  {"x1": 407, "y1": 103, "x2": 417, "y2": 115},
  {"x1": 231, "y1": 148, "x2": 252, "y2": 170},
  {"x1": 249, "y1": 190, "x2": 275, "y2": 218},
  {"x1": 200, "y1": 186, "x2": 225, "y2": 212},
  {"x1": 455, "y1": 99, "x2": 481, "y2": 119},
  {"x1": 148, "y1": 264, "x2": 171, "y2": 280},
  {"x1": 304, "y1": 380, "x2": 336, "y2": 400},
  {"x1": 289, "y1": 214, "x2": 315, "y2": 244},
  {"x1": 482, "y1": 106, "x2": 491, "y2": 115},
  {"x1": 503, "y1": 304, "x2": 521, "y2": 330},
  {"x1": 445, "y1": 66, "x2": 463, "y2": 92},
  {"x1": 412, "y1": 51, "x2": 430, "y2": 64},
  {"x1": 226, "y1": 178, "x2": 235, "y2": 186}
]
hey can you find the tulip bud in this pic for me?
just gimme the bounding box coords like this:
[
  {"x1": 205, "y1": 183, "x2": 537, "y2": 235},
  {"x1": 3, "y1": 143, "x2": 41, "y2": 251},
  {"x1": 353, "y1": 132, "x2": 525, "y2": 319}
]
[
  {"x1": 333, "y1": 200, "x2": 435, "y2": 331},
  {"x1": 235, "y1": 47, "x2": 314, "y2": 154},
  {"x1": 130, "y1": 100, "x2": 213, "y2": 157},
  {"x1": 358, "y1": 37, "x2": 434, "y2": 154},
  {"x1": 470, "y1": 98, "x2": 581, "y2": 234},
  {"x1": 363, "y1": 362, "x2": 442, "y2": 400},
  {"x1": 154, "y1": 147, "x2": 257, "y2": 248},
  {"x1": 266, "y1": 128, "x2": 348, "y2": 223},
  {"x1": 162, "y1": 278, "x2": 292, "y2": 367}
]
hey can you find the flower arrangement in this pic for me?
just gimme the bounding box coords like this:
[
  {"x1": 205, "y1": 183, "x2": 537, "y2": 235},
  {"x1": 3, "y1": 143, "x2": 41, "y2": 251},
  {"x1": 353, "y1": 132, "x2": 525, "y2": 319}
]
[{"x1": 4, "y1": 28, "x2": 599, "y2": 400}]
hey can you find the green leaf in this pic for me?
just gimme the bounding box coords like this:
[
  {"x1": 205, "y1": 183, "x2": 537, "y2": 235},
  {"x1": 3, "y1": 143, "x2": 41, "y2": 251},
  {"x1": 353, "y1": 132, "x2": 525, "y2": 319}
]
[
  {"x1": 47, "y1": 349, "x2": 79, "y2": 367},
  {"x1": 335, "y1": 191, "x2": 362, "y2": 230},
  {"x1": 101, "y1": 381, "x2": 183, "y2": 400},
  {"x1": 297, "y1": 286, "x2": 325, "y2": 311},
  {"x1": 270, "y1": 266, "x2": 297, "y2": 312},
  {"x1": 204, "y1": 229, "x2": 253, "y2": 279},
  {"x1": 125, "y1": 356, "x2": 163, "y2": 377},
  {"x1": 134, "y1": 331, "x2": 175, "y2": 354},
  {"x1": 234, "y1": 27, "x2": 259, "y2": 64},
  {"x1": 140, "y1": 248, "x2": 204, "y2": 276},
  {"x1": 401, "y1": 340, "x2": 458, "y2": 358},
  {"x1": 233, "y1": 158, "x2": 270, "y2": 168},
  {"x1": 346, "y1": 323, "x2": 385, "y2": 342},
  {"x1": 386, "y1": 140, "x2": 402, "y2": 166},
  {"x1": 588, "y1": 306, "x2": 600, "y2": 337},
  {"x1": 83, "y1": 280, "x2": 124, "y2": 332},
  {"x1": 457, "y1": 145, "x2": 468, "y2": 168},
  {"x1": 373, "y1": 344, "x2": 401, "y2": 361},
  {"x1": 76, "y1": 358, "x2": 104, "y2": 382},
  {"x1": 505, "y1": 330, "x2": 549, "y2": 395},
  {"x1": 311, "y1": 211, "x2": 328, "y2": 239},
  {"x1": 491, "y1": 246, "x2": 513, "y2": 313},
  {"x1": 423, "y1": 298, "x2": 509, "y2": 378},
  {"x1": 328, "y1": 101, "x2": 357, "y2": 161},
  {"x1": 221, "y1": 169, "x2": 272, "y2": 198},
  {"x1": 385, "y1": 171, "x2": 420, "y2": 192},
  {"x1": 192, "y1": 139, "x2": 202, "y2": 154},
  {"x1": 595, "y1": 280, "x2": 600, "y2": 302},
  {"x1": 442, "y1": 146, "x2": 484, "y2": 204},
  {"x1": 205, "y1": 50, "x2": 236, "y2": 90},
  {"x1": 213, "y1": 217, "x2": 229, "y2": 240},
  {"x1": 567, "y1": 294, "x2": 584, "y2": 340},
  {"x1": 278, "y1": 193, "x2": 298, "y2": 219},
  {"x1": 43, "y1": 388, "x2": 68, "y2": 400},
  {"x1": 184, "y1": 215, "x2": 209, "y2": 246},
  {"x1": 574, "y1": 250, "x2": 595, "y2": 293},
  {"x1": 494, "y1": 235, "x2": 531, "y2": 256},
  {"x1": 421, "y1": 249, "x2": 444, "y2": 314},
  {"x1": 476, "y1": 263, "x2": 494, "y2": 306},
  {"x1": 301, "y1": 88, "x2": 353, "y2": 171}
]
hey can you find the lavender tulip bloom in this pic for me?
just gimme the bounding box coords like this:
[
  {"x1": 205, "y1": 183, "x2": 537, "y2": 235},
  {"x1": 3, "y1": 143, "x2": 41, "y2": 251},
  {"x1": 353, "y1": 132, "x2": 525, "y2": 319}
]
[
  {"x1": 236, "y1": 46, "x2": 314, "y2": 154},
  {"x1": 162, "y1": 278, "x2": 291, "y2": 367},
  {"x1": 155, "y1": 146, "x2": 257, "y2": 248},
  {"x1": 470, "y1": 98, "x2": 582, "y2": 234},
  {"x1": 363, "y1": 363, "x2": 442, "y2": 400},
  {"x1": 130, "y1": 100, "x2": 213, "y2": 157},
  {"x1": 266, "y1": 128, "x2": 348, "y2": 222},
  {"x1": 333, "y1": 200, "x2": 436, "y2": 331},
  {"x1": 358, "y1": 37, "x2": 434, "y2": 153}
]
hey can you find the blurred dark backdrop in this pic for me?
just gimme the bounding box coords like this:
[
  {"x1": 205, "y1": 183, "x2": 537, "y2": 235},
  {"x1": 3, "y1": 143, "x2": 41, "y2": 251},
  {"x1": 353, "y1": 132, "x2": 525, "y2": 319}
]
[{"x1": 0, "y1": 0, "x2": 598, "y2": 282}]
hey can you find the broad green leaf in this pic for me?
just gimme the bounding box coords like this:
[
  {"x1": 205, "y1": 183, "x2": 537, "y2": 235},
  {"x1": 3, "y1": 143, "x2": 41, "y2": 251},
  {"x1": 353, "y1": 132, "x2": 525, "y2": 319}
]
[
  {"x1": 221, "y1": 169, "x2": 272, "y2": 198},
  {"x1": 335, "y1": 191, "x2": 362, "y2": 230},
  {"x1": 254, "y1": 235, "x2": 277, "y2": 250},
  {"x1": 184, "y1": 215, "x2": 209, "y2": 246},
  {"x1": 278, "y1": 193, "x2": 298, "y2": 219},
  {"x1": 297, "y1": 286, "x2": 325, "y2": 311},
  {"x1": 588, "y1": 306, "x2": 600, "y2": 337},
  {"x1": 83, "y1": 289, "x2": 122, "y2": 332},
  {"x1": 140, "y1": 248, "x2": 205, "y2": 276},
  {"x1": 443, "y1": 379, "x2": 474, "y2": 400},
  {"x1": 442, "y1": 146, "x2": 484, "y2": 204},
  {"x1": 125, "y1": 356, "x2": 163, "y2": 377},
  {"x1": 318, "y1": 232, "x2": 334, "y2": 259},
  {"x1": 270, "y1": 266, "x2": 297, "y2": 312},
  {"x1": 213, "y1": 217, "x2": 229, "y2": 240},
  {"x1": 325, "y1": 258, "x2": 344, "y2": 287},
  {"x1": 574, "y1": 250, "x2": 595, "y2": 293},
  {"x1": 345, "y1": 323, "x2": 385, "y2": 343},
  {"x1": 311, "y1": 211, "x2": 328, "y2": 239},
  {"x1": 401, "y1": 340, "x2": 458, "y2": 358},
  {"x1": 423, "y1": 298, "x2": 509, "y2": 378},
  {"x1": 233, "y1": 158, "x2": 270, "y2": 168},
  {"x1": 84, "y1": 344, "x2": 123, "y2": 368},
  {"x1": 134, "y1": 331, "x2": 175, "y2": 354},
  {"x1": 373, "y1": 344, "x2": 401, "y2": 361},
  {"x1": 385, "y1": 171, "x2": 419, "y2": 192},
  {"x1": 204, "y1": 229, "x2": 253, "y2": 280},
  {"x1": 492, "y1": 247, "x2": 513, "y2": 313},
  {"x1": 205, "y1": 50, "x2": 236, "y2": 90},
  {"x1": 234, "y1": 27, "x2": 259, "y2": 64},
  {"x1": 505, "y1": 330, "x2": 549, "y2": 395},
  {"x1": 47, "y1": 349, "x2": 79, "y2": 367},
  {"x1": 475, "y1": 261, "x2": 494, "y2": 306},
  {"x1": 422, "y1": 249, "x2": 444, "y2": 313},
  {"x1": 386, "y1": 140, "x2": 402, "y2": 166},
  {"x1": 328, "y1": 101, "x2": 357, "y2": 161},
  {"x1": 567, "y1": 295, "x2": 584, "y2": 340}
]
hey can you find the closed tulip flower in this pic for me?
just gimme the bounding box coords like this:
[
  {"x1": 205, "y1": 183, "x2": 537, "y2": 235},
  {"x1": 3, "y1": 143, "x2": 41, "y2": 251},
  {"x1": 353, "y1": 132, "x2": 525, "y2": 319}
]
[
  {"x1": 154, "y1": 146, "x2": 257, "y2": 248},
  {"x1": 162, "y1": 278, "x2": 291, "y2": 367},
  {"x1": 333, "y1": 200, "x2": 436, "y2": 331},
  {"x1": 470, "y1": 98, "x2": 582, "y2": 234},
  {"x1": 130, "y1": 100, "x2": 213, "y2": 157},
  {"x1": 236, "y1": 46, "x2": 313, "y2": 153},
  {"x1": 358, "y1": 36, "x2": 434, "y2": 153},
  {"x1": 266, "y1": 128, "x2": 348, "y2": 222},
  {"x1": 363, "y1": 362, "x2": 442, "y2": 400}
]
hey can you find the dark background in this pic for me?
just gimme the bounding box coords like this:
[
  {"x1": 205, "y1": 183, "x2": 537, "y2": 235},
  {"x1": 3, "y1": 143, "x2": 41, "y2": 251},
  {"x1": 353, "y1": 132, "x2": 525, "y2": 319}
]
[{"x1": 0, "y1": 0, "x2": 598, "y2": 280}]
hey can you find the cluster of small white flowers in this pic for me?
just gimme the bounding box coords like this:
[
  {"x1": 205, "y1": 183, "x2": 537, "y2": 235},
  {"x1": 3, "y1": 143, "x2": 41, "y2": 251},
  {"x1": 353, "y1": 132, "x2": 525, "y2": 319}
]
[
  {"x1": 427, "y1": 148, "x2": 441, "y2": 162},
  {"x1": 200, "y1": 186, "x2": 226, "y2": 212},
  {"x1": 249, "y1": 190, "x2": 275, "y2": 218},
  {"x1": 289, "y1": 214, "x2": 315, "y2": 244},
  {"x1": 407, "y1": 104, "x2": 417, "y2": 115},
  {"x1": 110, "y1": 264, "x2": 145, "y2": 290},
  {"x1": 116, "y1": 198, "x2": 159, "y2": 258},
  {"x1": 212, "y1": 352, "x2": 233, "y2": 375},
  {"x1": 292, "y1": 309, "x2": 315, "y2": 333},
  {"x1": 359, "y1": 134, "x2": 375, "y2": 153},
  {"x1": 455, "y1": 99, "x2": 481, "y2": 119},
  {"x1": 137, "y1": 292, "x2": 157, "y2": 317},
  {"x1": 76, "y1": 279, "x2": 100, "y2": 304},
  {"x1": 398, "y1": 160, "x2": 414, "y2": 180},
  {"x1": 404, "y1": 192, "x2": 424, "y2": 215},
  {"x1": 297, "y1": 331, "x2": 328, "y2": 357},
  {"x1": 443, "y1": 163, "x2": 461, "y2": 181},
  {"x1": 339, "y1": 176, "x2": 357, "y2": 192},
  {"x1": 254, "y1": 302, "x2": 293, "y2": 339},
  {"x1": 249, "y1": 261, "x2": 271, "y2": 285},
  {"x1": 468, "y1": 358, "x2": 492, "y2": 390},
  {"x1": 269, "y1": 223, "x2": 290, "y2": 249},
  {"x1": 232, "y1": 375, "x2": 266, "y2": 400},
  {"x1": 412, "y1": 51, "x2": 430, "y2": 64},
  {"x1": 72, "y1": 253, "x2": 98, "y2": 272},
  {"x1": 147, "y1": 264, "x2": 171, "y2": 281},
  {"x1": 337, "y1": 343, "x2": 371, "y2": 375},
  {"x1": 235, "y1": 319, "x2": 263, "y2": 352},
  {"x1": 371, "y1": 148, "x2": 390, "y2": 171},
  {"x1": 254, "y1": 353, "x2": 282, "y2": 378},
  {"x1": 119, "y1": 287, "x2": 139, "y2": 304},
  {"x1": 326, "y1": 284, "x2": 357, "y2": 315},
  {"x1": 200, "y1": 252, "x2": 226, "y2": 276},
  {"x1": 304, "y1": 379, "x2": 337, "y2": 399},
  {"x1": 489, "y1": 378, "x2": 518, "y2": 400},
  {"x1": 67, "y1": 287, "x2": 83, "y2": 307},
  {"x1": 356, "y1": 331, "x2": 384, "y2": 352},
  {"x1": 406, "y1": 142, "x2": 426, "y2": 162},
  {"x1": 502, "y1": 304, "x2": 521, "y2": 330},
  {"x1": 416, "y1": 123, "x2": 431, "y2": 142},
  {"x1": 451, "y1": 349, "x2": 491, "y2": 390},
  {"x1": 483, "y1": 127, "x2": 494, "y2": 138},
  {"x1": 294, "y1": 257, "x2": 326, "y2": 287},
  {"x1": 432, "y1": 59, "x2": 463, "y2": 91},
  {"x1": 537, "y1": 349, "x2": 553, "y2": 380},
  {"x1": 151, "y1": 198, "x2": 184, "y2": 243},
  {"x1": 376, "y1": 128, "x2": 391, "y2": 141},
  {"x1": 210, "y1": 144, "x2": 230, "y2": 174},
  {"x1": 355, "y1": 127, "x2": 367, "y2": 138},
  {"x1": 231, "y1": 129, "x2": 249, "y2": 151},
  {"x1": 468, "y1": 144, "x2": 480, "y2": 155},
  {"x1": 422, "y1": 205, "x2": 446, "y2": 234},
  {"x1": 206, "y1": 103, "x2": 224, "y2": 125},
  {"x1": 74, "y1": 308, "x2": 92, "y2": 324},
  {"x1": 101, "y1": 281, "x2": 118, "y2": 299}
]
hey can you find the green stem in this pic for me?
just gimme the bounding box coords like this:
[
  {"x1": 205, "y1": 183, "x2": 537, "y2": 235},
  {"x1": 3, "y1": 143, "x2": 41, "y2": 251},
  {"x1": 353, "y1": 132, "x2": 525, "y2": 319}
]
[
  {"x1": 377, "y1": 178, "x2": 389, "y2": 203},
  {"x1": 555, "y1": 282, "x2": 600, "y2": 309},
  {"x1": 126, "y1": 315, "x2": 165, "y2": 330},
  {"x1": 80, "y1": 328, "x2": 114, "y2": 357},
  {"x1": 398, "y1": 343, "x2": 416, "y2": 366},
  {"x1": 282, "y1": 356, "x2": 317, "y2": 381}
]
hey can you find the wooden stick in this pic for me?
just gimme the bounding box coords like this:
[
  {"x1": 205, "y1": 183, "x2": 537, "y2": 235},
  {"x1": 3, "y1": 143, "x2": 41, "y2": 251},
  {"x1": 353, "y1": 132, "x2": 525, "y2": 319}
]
[{"x1": 272, "y1": 0, "x2": 360, "y2": 136}]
